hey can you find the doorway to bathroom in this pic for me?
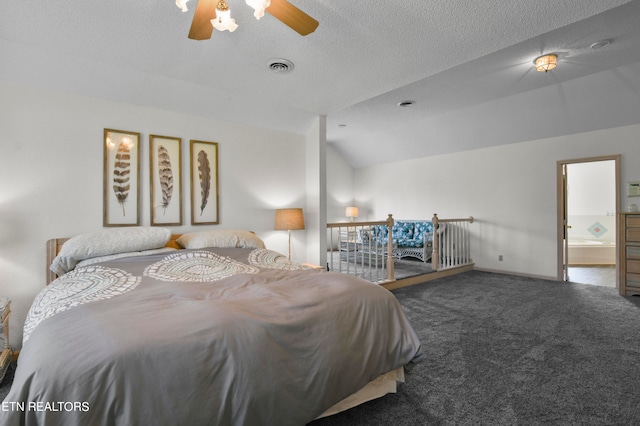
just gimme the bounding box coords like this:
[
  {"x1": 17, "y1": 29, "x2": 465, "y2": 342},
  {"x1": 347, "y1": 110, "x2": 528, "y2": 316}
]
[{"x1": 558, "y1": 156, "x2": 620, "y2": 287}]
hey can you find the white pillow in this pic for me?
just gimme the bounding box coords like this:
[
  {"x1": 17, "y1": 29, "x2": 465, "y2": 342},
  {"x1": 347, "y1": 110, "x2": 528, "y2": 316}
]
[
  {"x1": 176, "y1": 230, "x2": 265, "y2": 250},
  {"x1": 51, "y1": 227, "x2": 172, "y2": 275},
  {"x1": 75, "y1": 247, "x2": 177, "y2": 268}
]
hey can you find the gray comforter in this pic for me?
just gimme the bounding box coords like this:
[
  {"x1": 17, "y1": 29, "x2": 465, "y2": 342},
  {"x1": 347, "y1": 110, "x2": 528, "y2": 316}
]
[{"x1": 1, "y1": 248, "x2": 422, "y2": 426}]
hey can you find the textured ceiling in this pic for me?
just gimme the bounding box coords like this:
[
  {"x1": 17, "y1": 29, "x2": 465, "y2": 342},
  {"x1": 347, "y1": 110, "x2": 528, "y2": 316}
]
[{"x1": 2, "y1": 0, "x2": 639, "y2": 167}]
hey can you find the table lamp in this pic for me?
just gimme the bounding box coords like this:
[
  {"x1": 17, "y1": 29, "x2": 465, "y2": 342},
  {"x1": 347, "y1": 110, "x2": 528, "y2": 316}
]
[
  {"x1": 346, "y1": 206, "x2": 359, "y2": 222},
  {"x1": 274, "y1": 208, "x2": 305, "y2": 259}
]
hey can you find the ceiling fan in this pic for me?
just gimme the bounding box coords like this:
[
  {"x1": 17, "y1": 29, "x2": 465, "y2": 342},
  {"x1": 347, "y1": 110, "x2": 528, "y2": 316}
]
[{"x1": 177, "y1": 0, "x2": 319, "y2": 41}]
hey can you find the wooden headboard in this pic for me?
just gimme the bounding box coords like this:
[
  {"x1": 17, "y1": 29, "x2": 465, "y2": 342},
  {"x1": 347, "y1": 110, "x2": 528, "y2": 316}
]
[{"x1": 45, "y1": 234, "x2": 183, "y2": 285}]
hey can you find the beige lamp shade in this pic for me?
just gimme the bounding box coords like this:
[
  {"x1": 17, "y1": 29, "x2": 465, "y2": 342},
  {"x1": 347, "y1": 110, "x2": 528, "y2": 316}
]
[
  {"x1": 274, "y1": 208, "x2": 305, "y2": 230},
  {"x1": 345, "y1": 206, "x2": 359, "y2": 218}
]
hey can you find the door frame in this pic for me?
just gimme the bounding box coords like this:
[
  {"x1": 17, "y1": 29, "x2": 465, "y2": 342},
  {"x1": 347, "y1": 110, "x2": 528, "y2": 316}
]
[{"x1": 556, "y1": 155, "x2": 621, "y2": 283}]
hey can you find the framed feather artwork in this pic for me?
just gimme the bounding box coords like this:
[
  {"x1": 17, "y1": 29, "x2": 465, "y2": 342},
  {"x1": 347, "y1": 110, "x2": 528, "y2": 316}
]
[
  {"x1": 103, "y1": 129, "x2": 141, "y2": 226},
  {"x1": 150, "y1": 135, "x2": 182, "y2": 226},
  {"x1": 189, "y1": 140, "x2": 219, "y2": 225}
]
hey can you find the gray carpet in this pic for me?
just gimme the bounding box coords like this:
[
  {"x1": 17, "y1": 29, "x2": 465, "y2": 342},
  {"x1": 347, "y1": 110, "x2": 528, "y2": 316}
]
[
  {"x1": 3, "y1": 271, "x2": 639, "y2": 425},
  {"x1": 310, "y1": 271, "x2": 640, "y2": 425}
]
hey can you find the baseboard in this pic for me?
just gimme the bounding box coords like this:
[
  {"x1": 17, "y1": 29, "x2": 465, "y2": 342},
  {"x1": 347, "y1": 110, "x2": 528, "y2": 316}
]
[{"x1": 473, "y1": 267, "x2": 558, "y2": 282}]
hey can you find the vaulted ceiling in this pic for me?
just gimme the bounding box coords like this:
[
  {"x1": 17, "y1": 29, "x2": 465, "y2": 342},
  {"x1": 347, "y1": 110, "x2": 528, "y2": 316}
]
[{"x1": 2, "y1": 0, "x2": 639, "y2": 167}]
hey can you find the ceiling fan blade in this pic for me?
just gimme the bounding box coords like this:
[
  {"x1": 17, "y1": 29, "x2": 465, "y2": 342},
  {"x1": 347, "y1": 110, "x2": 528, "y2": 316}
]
[
  {"x1": 266, "y1": 0, "x2": 319, "y2": 36},
  {"x1": 188, "y1": 0, "x2": 216, "y2": 40}
]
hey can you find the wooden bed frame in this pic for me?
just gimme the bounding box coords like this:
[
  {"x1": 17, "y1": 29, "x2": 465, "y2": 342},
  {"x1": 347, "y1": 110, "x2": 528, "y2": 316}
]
[{"x1": 45, "y1": 234, "x2": 183, "y2": 285}]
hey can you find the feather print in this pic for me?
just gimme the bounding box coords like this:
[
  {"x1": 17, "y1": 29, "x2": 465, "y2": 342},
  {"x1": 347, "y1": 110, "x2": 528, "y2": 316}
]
[
  {"x1": 157, "y1": 145, "x2": 174, "y2": 215},
  {"x1": 197, "y1": 150, "x2": 210, "y2": 216},
  {"x1": 112, "y1": 141, "x2": 131, "y2": 216}
]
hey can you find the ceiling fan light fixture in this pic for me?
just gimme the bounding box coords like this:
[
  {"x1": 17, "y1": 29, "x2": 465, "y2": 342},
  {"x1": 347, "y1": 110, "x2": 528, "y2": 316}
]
[
  {"x1": 184, "y1": 0, "x2": 317, "y2": 41},
  {"x1": 246, "y1": 0, "x2": 271, "y2": 19},
  {"x1": 211, "y1": 0, "x2": 238, "y2": 32},
  {"x1": 175, "y1": 0, "x2": 189, "y2": 12},
  {"x1": 534, "y1": 54, "x2": 557, "y2": 73}
]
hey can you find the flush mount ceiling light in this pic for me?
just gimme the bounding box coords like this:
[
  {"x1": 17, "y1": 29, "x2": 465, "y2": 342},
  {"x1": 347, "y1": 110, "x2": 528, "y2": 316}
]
[
  {"x1": 177, "y1": 0, "x2": 319, "y2": 41},
  {"x1": 534, "y1": 54, "x2": 558, "y2": 73}
]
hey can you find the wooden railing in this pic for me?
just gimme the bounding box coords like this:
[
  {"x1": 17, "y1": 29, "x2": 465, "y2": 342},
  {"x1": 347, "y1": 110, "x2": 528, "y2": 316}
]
[
  {"x1": 326, "y1": 214, "x2": 395, "y2": 283},
  {"x1": 432, "y1": 213, "x2": 475, "y2": 271},
  {"x1": 326, "y1": 213, "x2": 474, "y2": 283}
]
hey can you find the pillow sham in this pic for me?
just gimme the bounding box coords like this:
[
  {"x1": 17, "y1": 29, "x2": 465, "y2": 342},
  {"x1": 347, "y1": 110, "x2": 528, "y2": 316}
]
[
  {"x1": 50, "y1": 227, "x2": 172, "y2": 275},
  {"x1": 75, "y1": 247, "x2": 177, "y2": 268},
  {"x1": 176, "y1": 230, "x2": 265, "y2": 250}
]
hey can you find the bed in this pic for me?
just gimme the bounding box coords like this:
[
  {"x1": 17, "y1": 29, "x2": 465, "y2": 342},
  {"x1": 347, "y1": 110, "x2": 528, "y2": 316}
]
[{"x1": 1, "y1": 227, "x2": 422, "y2": 426}]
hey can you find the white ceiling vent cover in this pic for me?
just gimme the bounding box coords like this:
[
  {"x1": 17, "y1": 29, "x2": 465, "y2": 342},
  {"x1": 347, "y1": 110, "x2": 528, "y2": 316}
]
[{"x1": 268, "y1": 59, "x2": 295, "y2": 74}]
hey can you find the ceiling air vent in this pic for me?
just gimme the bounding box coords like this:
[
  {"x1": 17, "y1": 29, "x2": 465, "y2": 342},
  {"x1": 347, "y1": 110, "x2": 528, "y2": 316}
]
[{"x1": 268, "y1": 59, "x2": 295, "y2": 74}]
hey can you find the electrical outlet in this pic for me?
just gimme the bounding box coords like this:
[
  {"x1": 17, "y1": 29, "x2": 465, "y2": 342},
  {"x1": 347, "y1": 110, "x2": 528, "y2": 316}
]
[{"x1": 498, "y1": 255, "x2": 503, "y2": 261}]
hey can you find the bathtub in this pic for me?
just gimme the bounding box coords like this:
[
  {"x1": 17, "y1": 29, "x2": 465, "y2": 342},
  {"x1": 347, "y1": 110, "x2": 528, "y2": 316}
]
[{"x1": 568, "y1": 240, "x2": 616, "y2": 265}]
